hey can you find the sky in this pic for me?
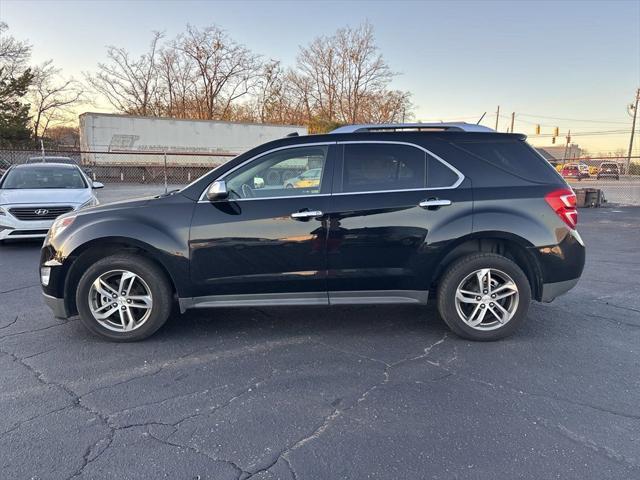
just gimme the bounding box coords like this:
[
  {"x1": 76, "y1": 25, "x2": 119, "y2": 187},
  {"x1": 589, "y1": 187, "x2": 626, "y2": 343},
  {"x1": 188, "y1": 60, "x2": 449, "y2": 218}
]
[{"x1": 2, "y1": 0, "x2": 639, "y2": 154}]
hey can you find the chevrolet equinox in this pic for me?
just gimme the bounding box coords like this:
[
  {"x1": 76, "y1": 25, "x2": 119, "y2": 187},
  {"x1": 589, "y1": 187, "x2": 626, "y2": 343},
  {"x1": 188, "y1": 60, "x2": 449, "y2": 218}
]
[{"x1": 40, "y1": 123, "x2": 586, "y2": 342}]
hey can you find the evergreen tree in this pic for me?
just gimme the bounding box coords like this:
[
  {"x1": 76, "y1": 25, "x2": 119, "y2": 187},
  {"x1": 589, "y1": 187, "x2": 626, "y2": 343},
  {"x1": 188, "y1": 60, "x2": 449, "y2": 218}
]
[{"x1": 0, "y1": 67, "x2": 33, "y2": 146}]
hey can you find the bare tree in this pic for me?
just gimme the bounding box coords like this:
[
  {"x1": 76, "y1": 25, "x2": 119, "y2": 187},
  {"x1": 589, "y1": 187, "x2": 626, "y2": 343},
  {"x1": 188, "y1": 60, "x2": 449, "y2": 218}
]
[
  {"x1": 86, "y1": 32, "x2": 163, "y2": 116},
  {"x1": 294, "y1": 22, "x2": 411, "y2": 126},
  {"x1": 156, "y1": 45, "x2": 196, "y2": 118},
  {"x1": 29, "y1": 60, "x2": 84, "y2": 140},
  {"x1": 0, "y1": 21, "x2": 31, "y2": 78},
  {"x1": 173, "y1": 25, "x2": 261, "y2": 120},
  {"x1": 45, "y1": 125, "x2": 80, "y2": 147},
  {"x1": 84, "y1": 23, "x2": 411, "y2": 130}
]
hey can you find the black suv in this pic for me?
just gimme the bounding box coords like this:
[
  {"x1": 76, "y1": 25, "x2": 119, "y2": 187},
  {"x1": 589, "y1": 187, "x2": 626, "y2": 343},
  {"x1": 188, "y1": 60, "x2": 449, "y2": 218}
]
[{"x1": 40, "y1": 123, "x2": 585, "y2": 342}]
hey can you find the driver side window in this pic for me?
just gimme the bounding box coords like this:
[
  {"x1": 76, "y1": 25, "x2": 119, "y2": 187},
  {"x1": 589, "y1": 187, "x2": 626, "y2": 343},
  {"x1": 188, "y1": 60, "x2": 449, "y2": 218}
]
[{"x1": 225, "y1": 145, "x2": 328, "y2": 199}]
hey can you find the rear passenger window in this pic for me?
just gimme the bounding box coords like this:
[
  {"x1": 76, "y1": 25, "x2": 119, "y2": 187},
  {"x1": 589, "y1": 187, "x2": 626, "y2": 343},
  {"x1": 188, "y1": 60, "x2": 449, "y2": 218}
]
[
  {"x1": 428, "y1": 157, "x2": 459, "y2": 188},
  {"x1": 342, "y1": 143, "x2": 426, "y2": 192}
]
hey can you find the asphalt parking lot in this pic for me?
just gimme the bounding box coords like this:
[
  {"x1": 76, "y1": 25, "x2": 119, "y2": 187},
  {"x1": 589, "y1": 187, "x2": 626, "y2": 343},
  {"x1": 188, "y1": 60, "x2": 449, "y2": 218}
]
[{"x1": 0, "y1": 207, "x2": 639, "y2": 479}]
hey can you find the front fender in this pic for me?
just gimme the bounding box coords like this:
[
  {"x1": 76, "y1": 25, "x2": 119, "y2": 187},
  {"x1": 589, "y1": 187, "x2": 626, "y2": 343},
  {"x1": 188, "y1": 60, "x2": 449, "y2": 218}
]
[{"x1": 44, "y1": 197, "x2": 194, "y2": 299}]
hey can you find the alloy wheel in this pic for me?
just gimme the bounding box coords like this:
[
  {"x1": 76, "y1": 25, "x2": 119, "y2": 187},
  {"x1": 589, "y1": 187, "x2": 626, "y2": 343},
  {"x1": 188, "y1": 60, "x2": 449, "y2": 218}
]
[
  {"x1": 88, "y1": 269, "x2": 153, "y2": 332},
  {"x1": 454, "y1": 268, "x2": 519, "y2": 331}
]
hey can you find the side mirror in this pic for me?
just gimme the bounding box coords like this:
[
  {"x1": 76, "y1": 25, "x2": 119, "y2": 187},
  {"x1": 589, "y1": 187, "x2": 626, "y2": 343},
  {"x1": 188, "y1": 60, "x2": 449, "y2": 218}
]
[
  {"x1": 207, "y1": 180, "x2": 228, "y2": 201},
  {"x1": 92, "y1": 181, "x2": 104, "y2": 189}
]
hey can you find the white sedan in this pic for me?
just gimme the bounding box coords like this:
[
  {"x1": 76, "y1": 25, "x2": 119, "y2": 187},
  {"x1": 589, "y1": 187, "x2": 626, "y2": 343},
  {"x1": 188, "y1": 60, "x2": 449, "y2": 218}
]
[{"x1": 0, "y1": 163, "x2": 103, "y2": 241}]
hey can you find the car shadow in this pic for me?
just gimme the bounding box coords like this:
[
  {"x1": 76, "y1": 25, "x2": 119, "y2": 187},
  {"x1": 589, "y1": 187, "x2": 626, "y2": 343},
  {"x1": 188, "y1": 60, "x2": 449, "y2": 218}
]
[{"x1": 154, "y1": 303, "x2": 449, "y2": 342}]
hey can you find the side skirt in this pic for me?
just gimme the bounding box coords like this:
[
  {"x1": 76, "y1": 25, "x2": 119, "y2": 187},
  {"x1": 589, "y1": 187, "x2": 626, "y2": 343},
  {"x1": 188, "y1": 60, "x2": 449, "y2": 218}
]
[{"x1": 179, "y1": 290, "x2": 429, "y2": 312}]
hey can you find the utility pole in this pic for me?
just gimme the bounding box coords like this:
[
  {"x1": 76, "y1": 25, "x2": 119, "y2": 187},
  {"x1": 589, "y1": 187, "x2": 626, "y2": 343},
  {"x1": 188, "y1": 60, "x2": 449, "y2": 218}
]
[
  {"x1": 495, "y1": 105, "x2": 500, "y2": 131},
  {"x1": 563, "y1": 130, "x2": 571, "y2": 162},
  {"x1": 627, "y1": 88, "x2": 640, "y2": 174},
  {"x1": 510, "y1": 112, "x2": 515, "y2": 133}
]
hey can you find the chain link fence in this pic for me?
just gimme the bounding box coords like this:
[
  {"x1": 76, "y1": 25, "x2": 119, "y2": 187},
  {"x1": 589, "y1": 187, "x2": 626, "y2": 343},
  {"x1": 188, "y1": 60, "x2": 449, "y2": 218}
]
[
  {"x1": 551, "y1": 156, "x2": 640, "y2": 206},
  {"x1": 1, "y1": 149, "x2": 640, "y2": 206},
  {"x1": 0, "y1": 148, "x2": 238, "y2": 202}
]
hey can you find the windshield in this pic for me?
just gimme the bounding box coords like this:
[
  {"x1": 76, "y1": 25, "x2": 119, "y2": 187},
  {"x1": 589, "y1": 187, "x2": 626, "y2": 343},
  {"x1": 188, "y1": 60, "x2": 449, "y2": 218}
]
[{"x1": 0, "y1": 166, "x2": 87, "y2": 189}]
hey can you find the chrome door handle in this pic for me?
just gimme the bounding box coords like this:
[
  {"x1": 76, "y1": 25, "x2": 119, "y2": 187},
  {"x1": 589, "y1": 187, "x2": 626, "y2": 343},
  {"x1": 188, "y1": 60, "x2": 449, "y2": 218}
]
[
  {"x1": 419, "y1": 199, "x2": 452, "y2": 209},
  {"x1": 291, "y1": 210, "x2": 324, "y2": 219}
]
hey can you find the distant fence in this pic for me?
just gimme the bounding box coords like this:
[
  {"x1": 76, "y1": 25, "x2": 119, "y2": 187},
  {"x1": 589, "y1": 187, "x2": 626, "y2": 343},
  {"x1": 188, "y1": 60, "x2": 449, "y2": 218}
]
[
  {"x1": 0, "y1": 149, "x2": 238, "y2": 184},
  {"x1": 1, "y1": 149, "x2": 640, "y2": 205}
]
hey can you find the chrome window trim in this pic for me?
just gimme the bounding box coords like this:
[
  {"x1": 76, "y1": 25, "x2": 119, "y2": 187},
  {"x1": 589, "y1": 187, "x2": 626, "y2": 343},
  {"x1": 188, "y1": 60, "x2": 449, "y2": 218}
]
[
  {"x1": 208, "y1": 193, "x2": 331, "y2": 203},
  {"x1": 337, "y1": 140, "x2": 464, "y2": 191},
  {"x1": 198, "y1": 142, "x2": 336, "y2": 202},
  {"x1": 197, "y1": 139, "x2": 464, "y2": 203}
]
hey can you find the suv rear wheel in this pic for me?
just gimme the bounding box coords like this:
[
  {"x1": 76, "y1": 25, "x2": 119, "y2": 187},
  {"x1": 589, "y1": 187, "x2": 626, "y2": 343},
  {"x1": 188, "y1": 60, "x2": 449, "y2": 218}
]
[
  {"x1": 76, "y1": 254, "x2": 173, "y2": 341},
  {"x1": 437, "y1": 253, "x2": 531, "y2": 341}
]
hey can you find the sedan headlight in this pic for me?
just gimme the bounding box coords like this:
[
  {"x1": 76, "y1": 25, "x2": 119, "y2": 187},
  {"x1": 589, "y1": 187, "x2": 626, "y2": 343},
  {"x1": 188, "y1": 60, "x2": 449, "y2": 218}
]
[
  {"x1": 78, "y1": 197, "x2": 99, "y2": 209},
  {"x1": 49, "y1": 215, "x2": 76, "y2": 239},
  {"x1": 0, "y1": 206, "x2": 6, "y2": 216}
]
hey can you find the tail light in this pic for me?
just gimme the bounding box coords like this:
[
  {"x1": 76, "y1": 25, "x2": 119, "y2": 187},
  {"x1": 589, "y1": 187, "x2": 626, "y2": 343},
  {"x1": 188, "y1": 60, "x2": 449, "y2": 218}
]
[{"x1": 545, "y1": 188, "x2": 577, "y2": 229}]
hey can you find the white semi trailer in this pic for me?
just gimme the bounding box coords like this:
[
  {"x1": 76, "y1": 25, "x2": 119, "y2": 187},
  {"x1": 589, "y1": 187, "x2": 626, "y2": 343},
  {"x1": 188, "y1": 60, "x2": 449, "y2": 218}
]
[{"x1": 79, "y1": 112, "x2": 307, "y2": 166}]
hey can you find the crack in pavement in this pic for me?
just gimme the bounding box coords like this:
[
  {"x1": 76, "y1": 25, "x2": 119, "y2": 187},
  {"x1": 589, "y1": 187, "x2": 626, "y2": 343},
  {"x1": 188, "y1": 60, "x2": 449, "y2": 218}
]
[
  {"x1": 0, "y1": 348, "x2": 114, "y2": 479},
  {"x1": 108, "y1": 386, "x2": 228, "y2": 422},
  {"x1": 0, "y1": 404, "x2": 75, "y2": 438},
  {"x1": 0, "y1": 344, "x2": 269, "y2": 479},
  {"x1": 0, "y1": 284, "x2": 40, "y2": 295},
  {"x1": 244, "y1": 333, "x2": 449, "y2": 479},
  {"x1": 0, "y1": 315, "x2": 18, "y2": 330},
  {"x1": 70, "y1": 372, "x2": 279, "y2": 479},
  {"x1": 417, "y1": 360, "x2": 640, "y2": 471},
  {"x1": 78, "y1": 336, "x2": 306, "y2": 402},
  {"x1": 535, "y1": 416, "x2": 640, "y2": 470},
  {"x1": 0, "y1": 319, "x2": 75, "y2": 340}
]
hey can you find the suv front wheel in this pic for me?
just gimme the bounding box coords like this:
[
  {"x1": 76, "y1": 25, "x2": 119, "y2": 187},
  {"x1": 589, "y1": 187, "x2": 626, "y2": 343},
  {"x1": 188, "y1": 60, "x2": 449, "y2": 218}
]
[
  {"x1": 437, "y1": 253, "x2": 531, "y2": 341},
  {"x1": 76, "y1": 254, "x2": 173, "y2": 341}
]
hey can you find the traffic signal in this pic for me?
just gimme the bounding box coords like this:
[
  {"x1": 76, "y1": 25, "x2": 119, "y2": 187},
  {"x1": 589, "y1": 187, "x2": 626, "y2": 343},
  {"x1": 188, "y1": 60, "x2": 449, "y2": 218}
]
[
  {"x1": 554, "y1": 127, "x2": 559, "y2": 137},
  {"x1": 535, "y1": 124, "x2": 541, "y2": 135}
]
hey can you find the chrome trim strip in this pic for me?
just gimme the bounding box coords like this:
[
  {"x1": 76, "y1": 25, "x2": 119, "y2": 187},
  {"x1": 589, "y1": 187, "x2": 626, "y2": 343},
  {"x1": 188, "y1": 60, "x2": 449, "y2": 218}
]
[
  {"x1": 198, "y1": 142, "x2": 336, "y2": 201},
  {"x1": 338, "y1": 140, "x2": 464, "y2": 190},
  {"x1": 197, "y1": 139, "x2": 464, "y2": 203},
  {"x1": 328, "y1": 290, "x2": 429, "y2": 305},
  {"x1": 180, "y1": 292, "x2": 329, "y2": 310},
  {"x1": 199, "y1": 193, "x2": 331, "y2": 203},
  {"x1": 179, "y1": 290, "x2": 429, "y2": 311}
]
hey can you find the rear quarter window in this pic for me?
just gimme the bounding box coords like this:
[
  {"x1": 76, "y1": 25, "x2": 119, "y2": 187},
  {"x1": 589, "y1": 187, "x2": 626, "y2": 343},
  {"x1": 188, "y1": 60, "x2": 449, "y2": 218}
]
[{"x1": 452, "y1": 138, "x2": 561, "y2": 184}]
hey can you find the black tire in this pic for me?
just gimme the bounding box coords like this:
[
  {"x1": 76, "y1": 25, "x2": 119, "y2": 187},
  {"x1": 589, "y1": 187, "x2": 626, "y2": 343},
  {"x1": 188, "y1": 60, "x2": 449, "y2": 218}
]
[
  {"x1": 76, "y1": 254, "x2": 173, "y2": 341},
  {"x1": 436, "y1": 253, "x2": 531, "y2": 341}
]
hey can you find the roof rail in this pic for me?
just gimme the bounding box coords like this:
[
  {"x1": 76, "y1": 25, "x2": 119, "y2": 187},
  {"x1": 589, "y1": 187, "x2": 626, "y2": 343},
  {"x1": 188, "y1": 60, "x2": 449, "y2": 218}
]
[{"x1": 330, "y1": 122, "x2": 495, "y2": 134}]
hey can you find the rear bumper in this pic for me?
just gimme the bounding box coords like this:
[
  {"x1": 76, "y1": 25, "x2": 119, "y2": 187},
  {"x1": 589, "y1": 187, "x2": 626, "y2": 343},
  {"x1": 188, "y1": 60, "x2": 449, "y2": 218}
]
[
  {"x1": 43, "y1": 292, "x2": 69, "y2": 319},
  {"x1": 541, "y1": 277, "x2": 580, "y2": 302},
  {"x1": 531, "y1": 229, "x2": 585, "y2": 302}
]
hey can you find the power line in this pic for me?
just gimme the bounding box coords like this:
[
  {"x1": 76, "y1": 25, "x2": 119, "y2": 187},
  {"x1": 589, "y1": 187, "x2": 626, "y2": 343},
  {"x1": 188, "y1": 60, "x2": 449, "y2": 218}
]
[
  {"x1": 530, "y1": 129, "x2": 629, "y2": 137},
  {"x1": 515, "y1": 113, "x2": 629, "y2": 125}
]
